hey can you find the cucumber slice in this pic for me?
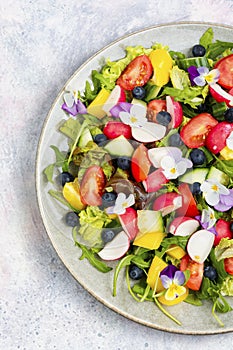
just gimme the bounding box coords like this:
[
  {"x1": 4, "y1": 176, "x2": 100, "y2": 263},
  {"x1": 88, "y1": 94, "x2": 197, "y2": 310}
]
[
  {"x1": 104, "y1": 135, "x2": 134, "y2": 157},
  {"x1": 206, "y1": 166, "x2": 229, "y2": 186},
  {"x1": 177, "y1": 56, "x2": 209, "y2": 70},
  {"x1": 78, "y1": 128, "x2": 93, "y2": 147},
  {"x1": 179, "y1": 168, "x2": 209, "y2": 184},
  {"x1": 131, "y1": 98, "x2": 147, "y2": 108}
]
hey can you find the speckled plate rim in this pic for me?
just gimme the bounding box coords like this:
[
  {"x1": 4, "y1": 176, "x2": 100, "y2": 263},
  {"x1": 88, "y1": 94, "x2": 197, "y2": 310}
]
[{"x1": 36, "y1": 21, "x2": 233, "y2": 335}]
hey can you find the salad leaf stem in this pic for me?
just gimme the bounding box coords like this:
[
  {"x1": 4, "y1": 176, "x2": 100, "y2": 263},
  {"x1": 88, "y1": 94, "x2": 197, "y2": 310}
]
[
  {"x1": 212, "y1": 300, "x2": 224, "y2": 327},
  {"x1": 125, "y1": 266, "x2": 141, "y2": 302},
  {"x1": 113, "y1": 254, "x2": 134, "y2": 297},
  {"x1": 153, "y1": 297, "x2": 182, "y2": 326}
]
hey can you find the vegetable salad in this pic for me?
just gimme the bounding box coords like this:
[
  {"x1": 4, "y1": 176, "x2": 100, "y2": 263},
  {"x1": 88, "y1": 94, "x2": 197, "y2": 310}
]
[{"x1": 44, "y1": 28, "x2": 233, "y2": 327}]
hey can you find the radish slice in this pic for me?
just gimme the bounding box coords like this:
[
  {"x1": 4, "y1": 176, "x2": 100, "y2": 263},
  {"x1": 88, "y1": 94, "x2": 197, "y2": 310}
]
[
  {"x1": 98, "y1": 230, "x2": 130, "y2": 261},
  {"x1": 209, "y1": 83, "x2": 233, "y2": 107},
  {"x1": 166, "y1": 96, "x2": 183, "y2": 128},
  {"x1": 118, "y1": 207, "x2": 139, "y2": 240},
  {"x1": 169, "y1": 216, "x2": 200, "y2": 236},
  {"x1": 102, "y1": 85, "x2": 126, "y2": 115},
  {"x1": 132, "y1": 123, "x2": 166, "y2": 143},
  {"x1": 187, "y1": 229, "x2": 215, "y2": 263}
]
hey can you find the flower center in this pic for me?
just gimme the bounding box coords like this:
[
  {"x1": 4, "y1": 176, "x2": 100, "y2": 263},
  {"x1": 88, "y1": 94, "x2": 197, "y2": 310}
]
[
  {"x1": 122, "y1": 201, "x2": 128, "y2": 208},
  {"x1": 211, "y1": 184, "x2": 219, "y2": 192},
  {"x1": 130, "y1": 116, "x2": 137, "y2": 123},
  {"x1": 170, "y1": 167, "x2": 176, "y2": 174}
]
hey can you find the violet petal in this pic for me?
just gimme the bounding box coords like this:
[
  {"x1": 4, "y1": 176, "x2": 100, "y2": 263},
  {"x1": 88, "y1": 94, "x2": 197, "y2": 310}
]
[
  {"x1": 76, "y1": 100, "x2": 87, "y2": 114},
  {"x1": 62, "y1": 102, "x2": 78, "y2": 116},
  {"x1": 160, "y1": 264, "x2": 178, "y2": 279},
  {"x1": 174, "y1": 270, "x2": 185, "y2": 286},
  {"x1": 214, "y1": 202, "x2": 232, "y2": 212},
  {"x1": 109, "y1": 102, "x2": 132, "y2": 118}
]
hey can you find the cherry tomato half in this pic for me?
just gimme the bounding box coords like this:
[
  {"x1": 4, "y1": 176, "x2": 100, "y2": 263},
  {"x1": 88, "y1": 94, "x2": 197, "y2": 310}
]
[
  {"x1": 180, "y1": 254, "x2": 204, "y2": 291},
  {"x1": 116, "y1": 55, "x2": 153, "y2": 91},
  {"x1": 131, "y1": 144, "x2": 151, "y2": 182},
  {"x1": 215, "y1": 54, "x2": 233, "y2": 90},
  {"x1": 224, "y1": 257, "x2": 233, "y2": 275},
  {"x1": 80, "y1": 165, "x2": 105, "y2": 206},
  {"x1": 180, "y1": 113, "x2": 218, "y2": 148},
  {"x1": 147, "y1": 99, "x2": 166, "y2": 122},
  {"x1": 176, "y1": 183, "x2": 199, "y2": 217}
]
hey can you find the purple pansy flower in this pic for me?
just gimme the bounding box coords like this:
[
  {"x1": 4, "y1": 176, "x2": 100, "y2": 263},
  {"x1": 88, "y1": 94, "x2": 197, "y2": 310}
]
[
  {"x1": 188, "y1": 66, "x2": 220, "y2": 86},
  {"x1": 160, "y1": 265, "x2": 186, "y2": 301},
  {"x1": 195, "y1": 215, "x2": 217, "y2": 235},
  {"x1": 214, "y1": 189, "x2": 233, "y2": 212},
  {"x1": 62, "y1": 91, "x2": 87, "y2": 116}
]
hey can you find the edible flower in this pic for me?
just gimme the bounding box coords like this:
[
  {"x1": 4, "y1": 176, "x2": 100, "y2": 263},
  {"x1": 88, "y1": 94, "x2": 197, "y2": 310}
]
[
  {"x1": 160, "y1": 265, "x2": 186, "y2": 301},
  {"x1": 201, "y1": 206, "x2": 217, "y2": 229},
  {"x1": 62, "y1": 91, "x2": 87, "y2": 115},
  {"x1": 226, "y1": 131, "x2": 233, "y2": 150},
  {"x1": 160, "y1": 150, "x2": 192, "y2": 180},
  {"x1": 214, "y1": 189, "x2": 233, "y2": 212},
  {"x1": 119, "y1": 104, "x2": 148, "y2": 128},
  {"x1": 108, "y1": 192, "x2": 135, "y2": 215},
  {"x1": 195, "y1": 214, "x2": 217, "y2": 235},
  {"x1": 200, "y1": 179, "x2": 230, "y2": 206},
  {"x1": 188, "y1": 66, "x2": 220, "y2": 86}
]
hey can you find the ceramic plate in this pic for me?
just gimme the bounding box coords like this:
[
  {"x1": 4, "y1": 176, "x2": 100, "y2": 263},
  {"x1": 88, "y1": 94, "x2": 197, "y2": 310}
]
[{"x1": 36, "y1": 22, "x2": 233, "y2": 334}]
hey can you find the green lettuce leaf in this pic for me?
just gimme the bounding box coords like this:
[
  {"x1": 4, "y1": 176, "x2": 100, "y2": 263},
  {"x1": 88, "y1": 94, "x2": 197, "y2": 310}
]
[
  {"x1": 215, "y1": 238, "x2": 233, "y2": 261},
  {"x1": 221, "y1": 276, "x2": 233, "y2": 296}
]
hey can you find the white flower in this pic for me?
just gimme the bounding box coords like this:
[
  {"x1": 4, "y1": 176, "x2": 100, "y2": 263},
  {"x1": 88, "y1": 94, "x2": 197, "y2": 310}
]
[
  {"x1": 160, "y1": 152, "x2": 193, "y2": 180},
  {"x1": 63, "y1": 90, "x2": 78, "y2": 107},
  {"x1": 111, "y1": 192, "x2": 135, "y2": 215},
  {"x1": 226, "y1": 131, "x2": 233, "y2": 150},
  {"x1": 119, "y1": 104, "x2": 147, "y2": 127},
  {"x1": 193, "y1": 67, "x2": 220, "y2": 86},
  {"x1": 200, "y1": 179, "x2": 230, "y2": 206},
  {"x1": 201, "y1": 206, "x2": 217, "y2": 229}
]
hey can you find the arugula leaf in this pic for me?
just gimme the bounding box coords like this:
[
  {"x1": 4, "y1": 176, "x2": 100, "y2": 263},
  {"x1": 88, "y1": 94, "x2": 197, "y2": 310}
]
[
  {"x1": 160, "y1": 236, "x2": 189, "y2": 252},
  {"x1": 184, "y1": 292, "x2": 203, "y2": 306},
  {"x1": 74, "y1": 240, "x2": 112, "y2": 273},
  {"x1": 206, "y1": 41, "x2": 233, "y2": 60},
  {"x1": 48, "y1": 189, "x2": 77, "y2": 210}
]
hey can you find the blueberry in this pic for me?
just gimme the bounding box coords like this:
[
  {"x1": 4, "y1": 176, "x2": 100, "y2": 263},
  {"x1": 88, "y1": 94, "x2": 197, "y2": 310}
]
[
  {"x1": 192, "y1": 44, "x2": 206, "y2": 57},
  {"x1": 156, "y1": 111, "x2": 172, "y2": 126},
  {"x1": 129, "y1": 265, "x2": 144, "y2": 280},
  {"x1": 102, "y1": 192, "x2": 117, "y2": 207},
  {"x1": 94, "y1": 133, "x2": 108, "y2": 145},
  {"x1": 191, "y1": 182, "x2": 202, "y2": 195},
  {"x1": 204, "y1": 266, "x2": 217, "y2": 281},
  {"x1": 190, "y1": 149, "x2": 206, "y2": 166},
  {"x1": 132, "y1": 86, "x2": 146, "y2": 100},
  {"x1": 101, "y1": 229, "x2": 115, "y2": 243},
  {"x1": 230, "y1": 222, "x2": 233, "y2": 233},
  {"x1": 59, "y1": 172, "x2": 74, "y2": 186},
  {"x1": 117, "y1": 157, "x2": 131, "y2": 170},
  {"x1": 224, "y1": 108, "x2": 233, "y2": 123},
  {"x1": 65, "y1": 211, "x2": 79, "y2": 227},
  {"x1": 168, "y1": 133, "x2": 184, "y2": 147}
]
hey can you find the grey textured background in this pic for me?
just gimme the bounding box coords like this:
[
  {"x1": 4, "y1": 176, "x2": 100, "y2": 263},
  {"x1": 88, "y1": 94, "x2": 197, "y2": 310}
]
[{"x1": 1, "y1": 0, "x2": 233, "y2": 349}]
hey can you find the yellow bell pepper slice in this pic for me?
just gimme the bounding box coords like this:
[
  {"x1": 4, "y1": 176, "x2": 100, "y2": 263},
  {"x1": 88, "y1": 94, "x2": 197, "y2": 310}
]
[
  {"x1": 166, "y1": 245, "x2": 186, "y2": 260},
  {"x1": 149, "y1": 49, "x2": 173, "y2": 87},
  {"x1": 63, "y1": 178, "x2": 86, "y2": 211},
  {"x1": 147, "y1": 256, "x2": 167, "y2": 292},
  {"x1": 133, "y1": 231, "x2": 166, "y2": 250},
  {"x1": 220, "y1": 146, "x2": 233, "y2": 160},
  {"x1": 87, "y1": 88, "x2": 110, "y2": 119}
]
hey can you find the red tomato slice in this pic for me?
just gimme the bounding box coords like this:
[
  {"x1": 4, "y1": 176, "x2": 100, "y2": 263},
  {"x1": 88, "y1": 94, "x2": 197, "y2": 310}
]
[
  {"x1": 80, "y1": 165, "x2": 105, "y2": 206},
  {"x1": 116, "y1": 55, "x2": 153, "y2": 91},
  {"x1": 180, "y1": 113, "x2": 218, "y2": 148},
  {"x1": 131, "y1": 144, "x2": 151, "y2": 182},
  {"x1": 176, "y1": 183, "x2": 199, "y2": 217},
  {"x1": 215, "y1": 54, "x2": 233, "y2": 90},
  {"x1": 147, "y1": 99, "x2": 166, "y2": 122},
  {"x1": 205, "y1": 121, "x2": 233, "y2": 154},
  {"x1": 224, "y1": 257, "x2": 233, "y2": 275},
  {"x1": 180, "y1": 254, "x2": 204, "y2": 291}
]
